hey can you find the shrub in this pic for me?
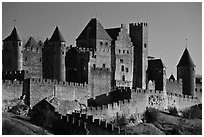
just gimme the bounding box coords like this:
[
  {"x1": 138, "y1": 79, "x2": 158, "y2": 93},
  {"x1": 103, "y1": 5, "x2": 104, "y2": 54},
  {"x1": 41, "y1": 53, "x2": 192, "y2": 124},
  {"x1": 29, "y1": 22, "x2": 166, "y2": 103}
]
[
  {"x1": 168, "y1": 107, "x2": 178, "y2": 116},
  {"x1": 143, "y1": 107, "x2": 160, "y2": 123}
]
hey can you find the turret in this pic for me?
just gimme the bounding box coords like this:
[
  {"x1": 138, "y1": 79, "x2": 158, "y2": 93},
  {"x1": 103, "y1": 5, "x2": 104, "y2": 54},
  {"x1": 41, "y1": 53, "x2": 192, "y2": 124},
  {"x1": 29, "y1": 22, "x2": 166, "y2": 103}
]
[
  {"x1": 129, "y1": 22, "x2": 148, "y2": 89},
  {"x1": 3, "y1": 26, "x2": 23, "y2": 71},
  {"x1": 177, "y1": 48, "x2": 196, "y2": 96},
  {"x1": 42, "y1": 26, "x2": 66, "y2": 81}
]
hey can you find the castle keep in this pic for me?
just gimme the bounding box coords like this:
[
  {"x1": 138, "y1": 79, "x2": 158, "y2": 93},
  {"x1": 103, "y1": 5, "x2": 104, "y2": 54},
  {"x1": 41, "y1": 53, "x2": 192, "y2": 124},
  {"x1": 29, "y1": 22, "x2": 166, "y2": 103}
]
[{"x1": 2, "y1": 18, "x2": 202, "y2": 122}]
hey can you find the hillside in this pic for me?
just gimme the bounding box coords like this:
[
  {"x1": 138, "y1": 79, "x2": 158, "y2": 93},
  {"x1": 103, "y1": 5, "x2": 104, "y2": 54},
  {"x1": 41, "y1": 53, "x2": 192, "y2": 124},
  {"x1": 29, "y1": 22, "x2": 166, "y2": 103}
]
[{"x1": 2, "y1": 112, "x2": 52, "y2": 135}]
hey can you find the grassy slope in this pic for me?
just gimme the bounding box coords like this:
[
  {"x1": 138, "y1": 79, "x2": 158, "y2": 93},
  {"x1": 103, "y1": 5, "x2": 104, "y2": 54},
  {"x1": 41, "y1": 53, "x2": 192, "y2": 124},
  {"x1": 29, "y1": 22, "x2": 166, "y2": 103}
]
[{"x1": 2, "y1": 112, "x2": 52, "y2": 135}]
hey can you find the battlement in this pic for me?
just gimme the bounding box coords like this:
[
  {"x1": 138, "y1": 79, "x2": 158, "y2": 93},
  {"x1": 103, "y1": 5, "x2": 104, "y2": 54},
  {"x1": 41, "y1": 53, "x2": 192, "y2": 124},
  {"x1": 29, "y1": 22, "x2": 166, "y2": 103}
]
[
  {"x1": 2, "y1": 79, "x2": 23, "y2": 86},
  {"x1": 2, "y1": 70, "x2": 30, "y2": 80},
  {"x1": 88, "y1": 87, "x2": 131, "y2": 107},
  {"x1": 130, "y1": 22, "x2": 148, "y2": 28},
  {"x1": 29, "y1": 78, "x2": 87, "y2": 87},
  {"x1": 3, "y1": 70, "x2": 29, "y2": 75},
  {"x1": 166, "y1": 78, "x2": 182, "y2": 84},
  {"x1": 54, "y1": 111, "x2": 121, "y2": 134},
  {"x1": 167, "y1": 92, "x2": 197, "y2": 100},
  {"x1": 131, "y1": 88, "x2": 147, "y2": 94}
]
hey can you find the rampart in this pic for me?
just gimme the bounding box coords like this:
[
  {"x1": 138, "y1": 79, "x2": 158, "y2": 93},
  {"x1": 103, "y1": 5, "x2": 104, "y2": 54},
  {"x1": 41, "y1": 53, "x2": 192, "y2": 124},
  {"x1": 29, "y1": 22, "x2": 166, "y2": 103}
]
[
  {"x1": 54, "y1": 111, "x2": 121, "y2": 135},
  {"x1": 23, "y1": 78, "x2": 88, "y2": 107},
  {"x1": 87, "y1": 87, "x2": 200, "y2": 122},
  {"x1": 2, "y1": 79, "x2": 24, "y2": 110},
  {"x1": 167, "y1": 92, "x2": 198, "y2": 111},
  {"x1": 166, "y1": 79, "x2": 182, "y2": 94},
  {"x1": 87, "y1": 88, "x2": 148, "y2": 122}
]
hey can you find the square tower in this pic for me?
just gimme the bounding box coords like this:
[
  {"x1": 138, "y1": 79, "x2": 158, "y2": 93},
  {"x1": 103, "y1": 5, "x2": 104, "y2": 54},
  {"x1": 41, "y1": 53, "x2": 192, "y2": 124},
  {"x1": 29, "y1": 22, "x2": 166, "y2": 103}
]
[{"x1": 129, "y1": 22, "x2": 148, "y2": 89}]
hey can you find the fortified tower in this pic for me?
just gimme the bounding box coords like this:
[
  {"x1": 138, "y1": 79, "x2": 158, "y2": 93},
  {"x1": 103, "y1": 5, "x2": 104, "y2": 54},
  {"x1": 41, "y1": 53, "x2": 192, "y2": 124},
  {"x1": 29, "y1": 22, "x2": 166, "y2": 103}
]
[
  {"x1": 76, "y1": 18, "x2": 112, "y2": 97},
  {"x1": 177, "y1": 48, "x2": 196, "y2": 96},
  {"x1": 42, "y1": 26, "x2": 67, "y2": 81},
  {"x1": 129, "y1": 22, "x2": 148, "y2": 89},
  {"x1": 114, "y1": 24, "x2": 134, "y2": 87},
  {"x1": 3, "y1": 27, "x2": 23, "y2": 71}
]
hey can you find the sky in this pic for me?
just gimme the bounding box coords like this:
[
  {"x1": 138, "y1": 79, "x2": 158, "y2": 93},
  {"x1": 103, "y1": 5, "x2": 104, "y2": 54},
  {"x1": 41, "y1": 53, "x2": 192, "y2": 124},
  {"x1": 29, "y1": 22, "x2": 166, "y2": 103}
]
[{"x1": 2, "y1": 2, "x2": 202, "y2": 78}]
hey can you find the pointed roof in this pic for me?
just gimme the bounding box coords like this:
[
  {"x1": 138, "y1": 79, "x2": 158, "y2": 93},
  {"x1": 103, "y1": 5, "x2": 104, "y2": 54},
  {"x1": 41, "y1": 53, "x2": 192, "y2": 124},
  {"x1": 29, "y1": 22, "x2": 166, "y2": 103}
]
[
  {"x1": 24, "y1": 36, "x2": 40, "y2": 48},
  {"x1": 105, "y1": 27, "x2": 121, "y2": 40},
  {"x1": 148, "y1": 59, "x2": 166, "y2": 69},
  {"x1": 169, "y1": 74, "x2": 175, "y2": 80},
  {"x1": 3, "y1": 27, "x2": 21, "y2": 42},
  {"x1": 76, "y1": 18, "x2": 112, "y2": 41},
  {"x1": 177, "y1": 48, "x2": 196, "y2": 67},
  {"x1": 49, "y1": 26, "x2": 66, "y2": 42}
]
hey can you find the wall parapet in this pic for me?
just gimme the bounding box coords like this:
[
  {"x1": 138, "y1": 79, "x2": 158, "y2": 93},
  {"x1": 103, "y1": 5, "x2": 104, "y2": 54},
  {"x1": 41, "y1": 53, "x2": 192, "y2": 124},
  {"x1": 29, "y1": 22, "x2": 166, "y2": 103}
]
[
  {"x1": 29, "y1": 78, "x2": 87, "y2": 87},
  {"x1": 54, "y1": 111, "x2": 121, "y2": 134}
]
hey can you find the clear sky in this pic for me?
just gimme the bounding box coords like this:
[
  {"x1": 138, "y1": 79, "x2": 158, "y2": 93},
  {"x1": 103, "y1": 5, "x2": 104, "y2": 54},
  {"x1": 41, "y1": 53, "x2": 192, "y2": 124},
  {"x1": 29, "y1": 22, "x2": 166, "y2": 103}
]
[{"x1": 2, "y1": 2, "x2": 202, "y2": 78}]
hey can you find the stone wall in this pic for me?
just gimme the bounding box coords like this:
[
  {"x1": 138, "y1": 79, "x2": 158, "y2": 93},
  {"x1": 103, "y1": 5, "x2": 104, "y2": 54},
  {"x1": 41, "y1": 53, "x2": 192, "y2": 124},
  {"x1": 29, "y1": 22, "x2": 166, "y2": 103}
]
[
  {"x1": 166, "y1": 79, "x2": 182, "y2": 94},
  {"x1": 2, "y1": 80, "x2": 23, "y2": 110},
  {"x1": 24, "y1": 78, "x2": 88, "y2": 107}
]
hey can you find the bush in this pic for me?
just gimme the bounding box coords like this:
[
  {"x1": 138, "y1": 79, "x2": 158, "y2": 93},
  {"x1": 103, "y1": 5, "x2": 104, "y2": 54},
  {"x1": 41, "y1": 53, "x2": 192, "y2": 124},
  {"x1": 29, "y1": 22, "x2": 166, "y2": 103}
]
[
  {"x1": 143, "y1": 107, "x2": 160, "y2": 123},
  {"x1": 182, "y1": 104, "x2": 202, "y2": 119},
  {"x1": 168, "y1": 107, "x2": 178, "y2": 116}
]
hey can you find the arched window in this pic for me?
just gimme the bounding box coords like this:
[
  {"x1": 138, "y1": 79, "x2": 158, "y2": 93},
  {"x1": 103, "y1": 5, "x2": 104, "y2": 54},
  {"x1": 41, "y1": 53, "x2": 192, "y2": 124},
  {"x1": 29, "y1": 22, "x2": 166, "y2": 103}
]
[
  {"x1": 119, "y1": 49, "x2": 121, "y2": 53},
  {"x1": 121, "y1": 65, "x2": 124, "y2": 71},
  {"x1": 93, "y1": 64, "x2": 96, "y2": 68},
  {"x1": 122, "y1": 75, "x2": 125, "y2": 81}
]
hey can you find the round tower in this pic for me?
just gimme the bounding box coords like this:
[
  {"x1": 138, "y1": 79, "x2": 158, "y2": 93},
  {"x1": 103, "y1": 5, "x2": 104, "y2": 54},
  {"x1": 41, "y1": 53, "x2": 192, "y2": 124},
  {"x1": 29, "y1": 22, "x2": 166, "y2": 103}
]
[
  {"x1": 177, "y1": 48, "x2": 196, "y2": 96},
  {"x1": 3, "y1": 27, "x2": 23, "y2": 71},
  {"x1": 43, "y1": 26, "x2": 66, "y2": 81}
]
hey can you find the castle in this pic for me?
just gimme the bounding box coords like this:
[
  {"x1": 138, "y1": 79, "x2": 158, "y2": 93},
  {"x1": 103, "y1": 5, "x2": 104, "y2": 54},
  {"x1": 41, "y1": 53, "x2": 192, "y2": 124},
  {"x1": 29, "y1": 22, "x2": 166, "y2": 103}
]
[{"x1": 2, "y1": 18, "x2": 202, "y2": 122}]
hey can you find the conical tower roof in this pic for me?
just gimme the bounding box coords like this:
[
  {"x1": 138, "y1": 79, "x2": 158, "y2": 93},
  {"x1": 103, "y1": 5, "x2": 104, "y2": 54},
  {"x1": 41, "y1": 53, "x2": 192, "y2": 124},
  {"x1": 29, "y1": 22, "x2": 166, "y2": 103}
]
[
  {"x1": 3, "y1": 27, "x2": 21, "y2": 42},
  {"x1": 177, "y1": 48, "x2": 196, "y2": 67},
  {"x1": 24, "y1": 36, "x2": 40, "y2": 48},
  {"x1": 76, "y1": 18, "x2": 112, "y2": 41},
  {"x1": 169, "y1": 74, "x2": 175, "y2": 80},
  {"x1": 49, "y1": 26, "x2": 66, "y2": 42}
]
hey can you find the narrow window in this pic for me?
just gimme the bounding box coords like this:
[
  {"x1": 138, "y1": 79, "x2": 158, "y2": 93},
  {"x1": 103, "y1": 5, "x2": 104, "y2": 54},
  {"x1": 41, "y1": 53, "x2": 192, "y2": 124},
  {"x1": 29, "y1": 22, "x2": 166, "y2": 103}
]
[
  {"x1": 100, "y1": 42, "x2": 103, "y2": 45},
  {"x1": 200, "y1": 89, "x2": 202, "y2": 92},
  {"x1": 127, "y1": 50, "x2": 129, "y2": 54},
  {"x1": 120, "y1": 59, "x2": 123, "y2": 63},
  {"x1": 195, "y1": 88, "x2": 197, "y2": 91},
  {"x1": 121, "y1": 65, "x2": 124, "y2": 71},
  {"x1": 123, "y1": 50, "x2": 125, "y2": 53},
  {"x1": 105, "y1": 42, "x2": 108, "y2": 45},
  {"x1": 119, "y1": 49, "x2": 121, "y2": 53},
  {"x1": 25, "y1": 57, "x2": 27, "y2": 61},
  {"x1": 102, "y1": 64, "x2": 106, "y2": 68},
  {"x1": 144, "y1": 44, "x2": 147, "y2": 48},
  {"x1": 122, "y1": 75, "x2": 125, "y2": 81},
  {"x1": 93, "y1": 64, "x2": 96, "y2": 68},
  {"x1": 126, "y1": 67, "x2": 129, "y2": 73}
]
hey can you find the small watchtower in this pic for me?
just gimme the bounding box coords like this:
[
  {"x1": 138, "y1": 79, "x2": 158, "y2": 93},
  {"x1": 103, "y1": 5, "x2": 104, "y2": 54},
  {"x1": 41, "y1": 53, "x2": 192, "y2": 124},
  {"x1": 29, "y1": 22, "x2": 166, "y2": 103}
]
[
  {"x1": 177, "y1": 48, "x2": 196, "y2": 96},
  {"x1": 3, "y1": 26, "x2": 23, "y2": 71}
]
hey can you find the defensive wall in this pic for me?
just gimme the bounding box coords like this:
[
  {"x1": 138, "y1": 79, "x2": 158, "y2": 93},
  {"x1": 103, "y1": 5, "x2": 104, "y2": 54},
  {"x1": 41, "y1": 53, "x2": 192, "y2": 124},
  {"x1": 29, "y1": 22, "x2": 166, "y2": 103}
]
[
  {"x1": 87, "y1": 87, "x2": 200, "y2": 122},
  {"x1": 23, "y1": 78, "x2": 88, "y2": 107},
  {"x1": 2, "y1": 79, "x2": 24, "y2": 110},
  {"x1": 53, "y1": 110, "x2": 121, "y2": 135},
  {"x1": 166, "y1": 79, "x2": 182, "y2": 94}
]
